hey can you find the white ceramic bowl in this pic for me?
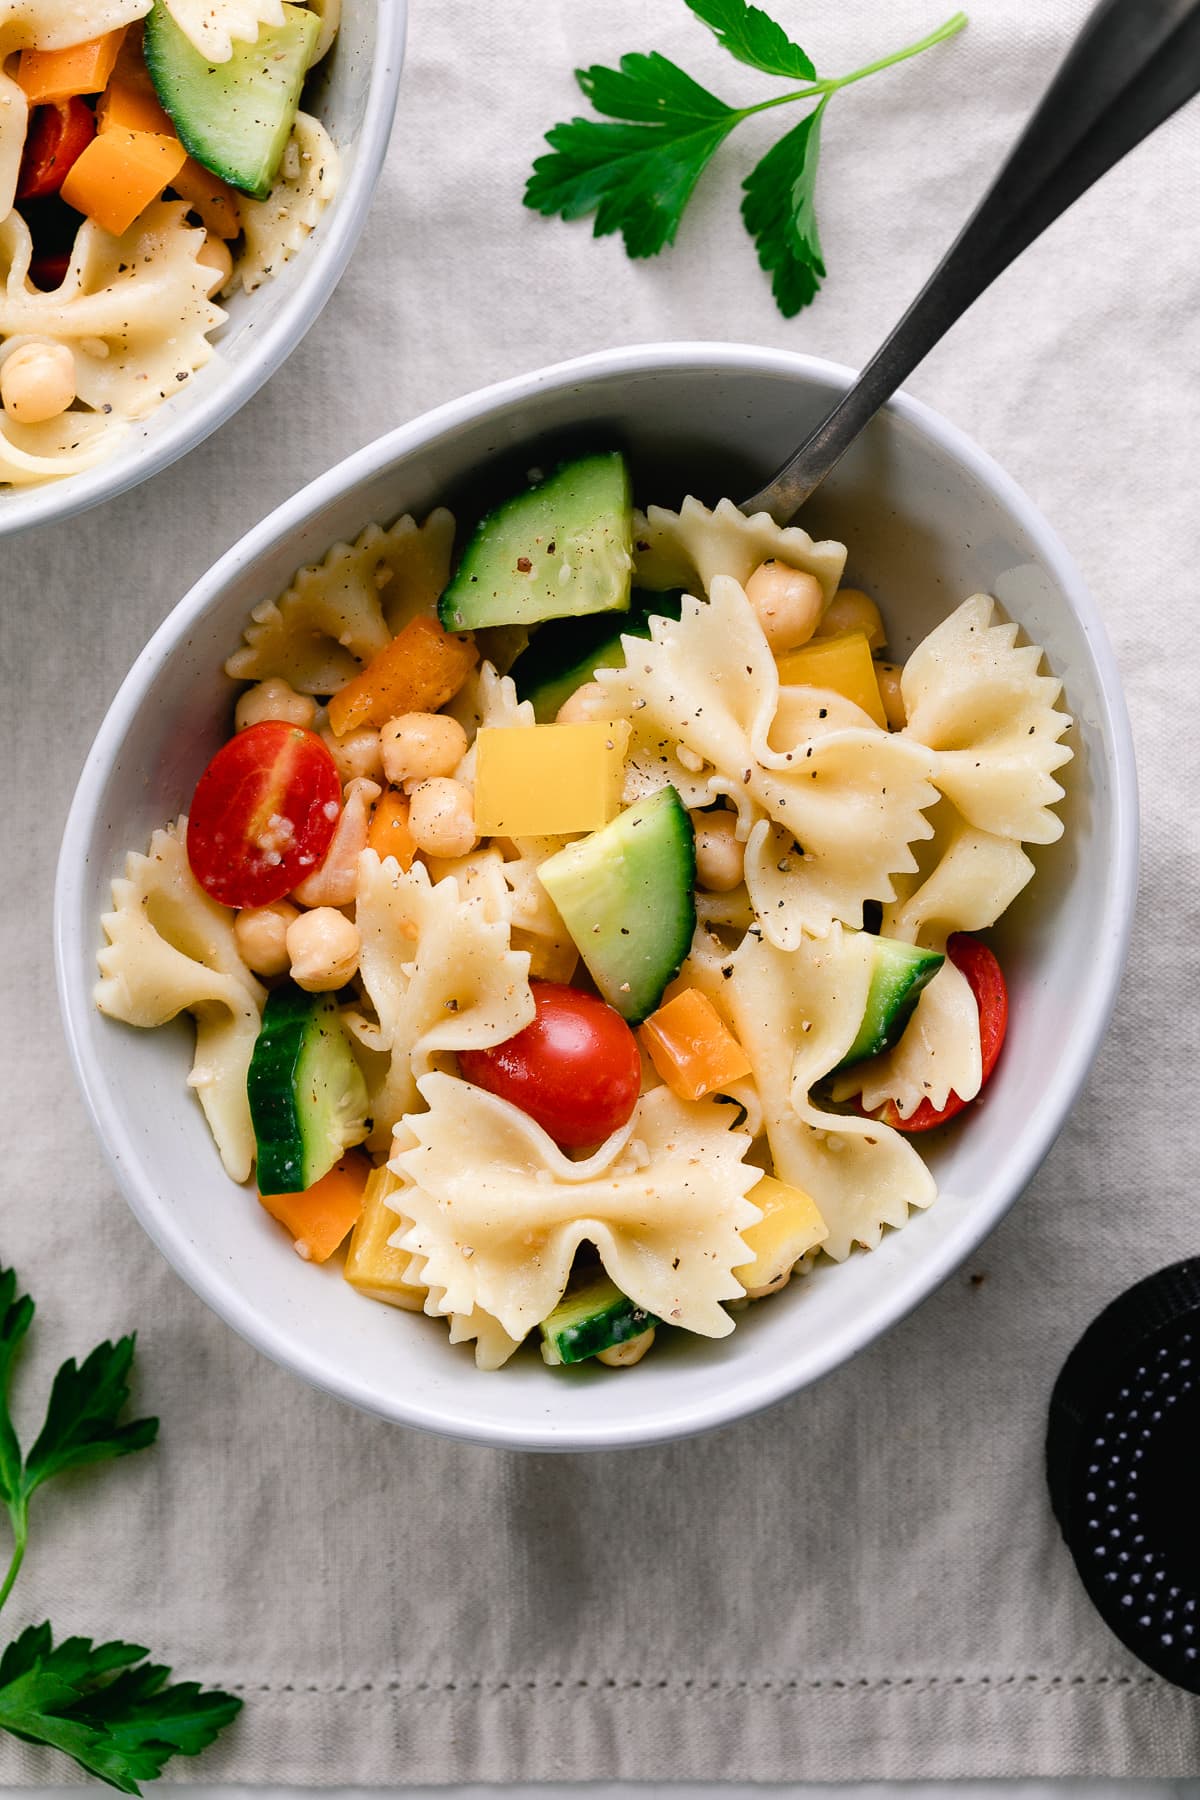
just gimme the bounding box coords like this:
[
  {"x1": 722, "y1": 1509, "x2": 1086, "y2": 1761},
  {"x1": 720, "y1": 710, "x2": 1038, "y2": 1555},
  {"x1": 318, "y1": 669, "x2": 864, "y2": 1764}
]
[
  {"x1": 55, "y1": 343, "x2": 1138, "y2": 1451},
  {"x1": 0, "y1": 1, "x2": 406, "y2": 539}
]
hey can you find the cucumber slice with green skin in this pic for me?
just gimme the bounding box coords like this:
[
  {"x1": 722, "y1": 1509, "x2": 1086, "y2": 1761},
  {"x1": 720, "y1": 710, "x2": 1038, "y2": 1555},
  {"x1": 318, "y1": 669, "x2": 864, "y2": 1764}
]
[
  {"x1": 438, "y1": 453, "x2": 634, "y2": 633},
  {"x1": 248, "y1": 981, "x2": 368, "y2": 1194},
  {"x1": 834, "y1": 937, "x2": 944, "y2": 1071},
  {"x1": 537, "y1": 786, "x2": 696, "y2": 1024},
  {"x1": 540, "y1": 1274, "x2": 658, "y2": 1366},
  {"x1": 511, "y1": 589, "x2": 685, "y2": 723},
  {"x1": 144, "y1": 2, "x2": 319, "y2": 200}
]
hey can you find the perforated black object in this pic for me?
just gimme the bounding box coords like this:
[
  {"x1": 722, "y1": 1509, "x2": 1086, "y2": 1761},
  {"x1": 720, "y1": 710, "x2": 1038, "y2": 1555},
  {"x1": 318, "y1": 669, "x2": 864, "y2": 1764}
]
[{"x1": 1046, "y1": 1258, "x2": 1200, "y2": 1693}]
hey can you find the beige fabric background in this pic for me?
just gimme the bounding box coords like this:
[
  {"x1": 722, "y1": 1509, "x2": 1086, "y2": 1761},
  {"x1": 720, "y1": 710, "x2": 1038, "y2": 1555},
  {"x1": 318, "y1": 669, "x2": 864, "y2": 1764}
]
[{"x1": 3, "y1": 0, "x2": 1200, "y2": 1781}]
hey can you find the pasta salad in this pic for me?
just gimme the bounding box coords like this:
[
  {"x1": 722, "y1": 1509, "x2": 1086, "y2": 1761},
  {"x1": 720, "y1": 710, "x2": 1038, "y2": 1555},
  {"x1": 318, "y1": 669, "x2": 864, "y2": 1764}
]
[
  {"x1": 96, "y1": 454, "x2": 1073, "y2": 1372},
  {"x1": 0, "y1": 0, "x2": 339, "y2": 485}
]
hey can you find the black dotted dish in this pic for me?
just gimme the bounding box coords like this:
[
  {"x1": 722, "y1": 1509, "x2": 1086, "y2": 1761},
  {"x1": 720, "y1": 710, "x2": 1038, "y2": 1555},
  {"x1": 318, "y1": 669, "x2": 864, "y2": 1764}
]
[{"x1": 1046, "y1": 1258, "x2": 1200, "y2": 1693}]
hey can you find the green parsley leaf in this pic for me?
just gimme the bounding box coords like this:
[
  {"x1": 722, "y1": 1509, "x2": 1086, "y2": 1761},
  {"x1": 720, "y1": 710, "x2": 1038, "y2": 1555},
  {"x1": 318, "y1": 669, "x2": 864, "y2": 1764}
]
[
  {"x1": 741, "y1": 100, "x2": 827, "y2": 317},
  {"x1": 0, "y1": 1270, "x2": 34, "y2": 1520},
  {"x1": 526, "y1": 55, "x2": 739, "y2": 258},
  {"x1": 24, "y1": 1336, "x2": 158, "y2": 1496},
  {"x1": 0, "y1": 1266, "x2": 237, "y2": 1790},
  {"x1": 685, "y1": 0, "x2": 817, "y2": 80},
  {"x1": 526, "y1": 2, "x2": 967, "y2": 317},
  {"x1": 0, "y1": 1624, "x2": 241, "y2": 1795}
]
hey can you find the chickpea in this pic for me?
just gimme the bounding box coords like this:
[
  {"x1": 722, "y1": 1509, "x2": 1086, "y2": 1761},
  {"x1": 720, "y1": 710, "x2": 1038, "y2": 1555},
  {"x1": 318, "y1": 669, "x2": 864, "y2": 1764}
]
[
  {"x1": 233, "y1": 900, "x2": 298, "y2": 976},
  {"x1": 321, "y1": 723, "x2": 383, "y2": 784},
  {"x1": 597, "y1": 1327, "x2": 656, "y2": 1368},
  {"x1": 235, "y1": 677, "x2": 316, "y2": 732},
  {"x1": 744, "y1": 560, "x2": 824, "y2": 653},
  {"x1": 875, "y1": 661, "x2": 907, "y2": 731},
  {"x1": 286, "y1": 907, "x2": 360, "y2": 992},
  {"x1": 1, "y1": 341, "x2": 76, "y2": 424},
  {"x1": 816, "y1": 587, "x2": 886, "y2": 652},
  {"x1": 555, "y1": 681, "x2": 616, "y2": 726},
  {"x1": 408, "y1": 777, "x2": 477, "y2": 859},
  {"x1": 380, "y1": 711, "x2": 468, "y2": 786},
  {"x1": 196, "y1": 234, "x2": 234, "y2": 297},
  {"x1": 693, "y1": 809, "x2": 744, "y2": 893}
]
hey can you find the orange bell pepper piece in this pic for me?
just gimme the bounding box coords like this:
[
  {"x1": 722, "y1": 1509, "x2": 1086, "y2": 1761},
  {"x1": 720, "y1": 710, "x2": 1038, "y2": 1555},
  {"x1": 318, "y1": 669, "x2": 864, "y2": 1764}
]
[
  {"x1": 17, "y1": 28, "x2": 126, "y2": 103},
  {"x1": 640, "y1": 988, "x2": 753, "y2": 1102},
  {"x1": 328, "y1": 615, "x2": 479, "y2": 737},
  {"x1": 60, "y1": 126, "x2": 187, "y2": 236},
  {"x1": 367, "y1": 789, "x2": 418, "y2": 870},
  {"x1": 258, "y1": 1152, "x2": 371, "y2": 1264}
]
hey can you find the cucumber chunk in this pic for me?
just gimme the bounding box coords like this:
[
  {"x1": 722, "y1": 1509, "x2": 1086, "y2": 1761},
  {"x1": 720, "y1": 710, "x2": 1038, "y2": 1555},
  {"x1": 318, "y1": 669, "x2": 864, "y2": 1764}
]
[
  {"x1": 511, "y1": 588, "x2": 684, "y2": 723},
  {"x1": 438, "y1": 453, "x2": 634, "y2": 633},
  {"x1": 537, "y1": 786, "x2": 696, "y2": 1023},
  {"x1": 144, "y1": 1, "x2": 319, "y2": 200},
  {"x1": 248, "y1": 981, "x2": 368, "y2": 1194},
  {"x1": 835, "y1": 937, "x2": 944, "y2": 1071},
  {"x1": 540, "y1": 1274, "x2": 658, "y2": 1366}
]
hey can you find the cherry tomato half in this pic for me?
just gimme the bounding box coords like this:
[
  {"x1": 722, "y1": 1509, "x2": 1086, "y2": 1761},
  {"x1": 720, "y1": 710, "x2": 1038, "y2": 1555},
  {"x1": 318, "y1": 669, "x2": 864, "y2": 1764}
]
[
  {"x1": 458, "y1": 980, "x2": 642, "y2": 1150},
  {"x1": 868, "y1": 933, "x2": 1008, "y2": 1133},
  {"x1": 17, "y1": 99, "x2": 95, "y2": 202},
  {"x1": 186, "y1": 721, "x2": 342, "y2": 910}
]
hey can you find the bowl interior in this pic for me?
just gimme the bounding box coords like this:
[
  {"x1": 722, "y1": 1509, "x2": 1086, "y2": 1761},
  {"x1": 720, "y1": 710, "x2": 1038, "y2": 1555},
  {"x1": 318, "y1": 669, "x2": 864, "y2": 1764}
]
[
  {"x1": 0, "y1": 0, "x2": 402, "y2": 536},
  {"x1": 59, "y1": 352, "x2": 1134, "y2": 1450}
]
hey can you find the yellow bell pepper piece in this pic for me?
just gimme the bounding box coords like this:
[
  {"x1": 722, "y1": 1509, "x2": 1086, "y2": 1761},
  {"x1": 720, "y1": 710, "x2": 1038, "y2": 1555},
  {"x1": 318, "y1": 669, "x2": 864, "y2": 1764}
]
[
  {"x1": 640, "y1": 988, "x2": 752, "y2": 1102},
  {"x1": 734, "y1": 1175, "x2": 828, "y2": 1296},
  {"x1": 775, "y1": 630, "x2": 888, "y2": 729},
  {"x1": 473, "y1": 720, "x2": 630, "y2": 837},
  {"x1": 343, "y1": 1167, "x2": 427, "y2": 1311}
]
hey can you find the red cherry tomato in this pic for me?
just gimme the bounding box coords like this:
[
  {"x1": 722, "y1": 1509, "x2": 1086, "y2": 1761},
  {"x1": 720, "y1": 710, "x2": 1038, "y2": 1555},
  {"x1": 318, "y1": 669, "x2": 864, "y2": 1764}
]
[
  {"x1": 458, "y1": 980, "x2": 642, "y2": 1149},
  {"x1": 17, "y1": 99, "x2": 95, "y2": 202},
  {"x1": 186, "y1": 721, "x2": 342, "y2": 910},
  {"x1": 868, "y1": 933, "x2": 1008, "y2": 1133}
]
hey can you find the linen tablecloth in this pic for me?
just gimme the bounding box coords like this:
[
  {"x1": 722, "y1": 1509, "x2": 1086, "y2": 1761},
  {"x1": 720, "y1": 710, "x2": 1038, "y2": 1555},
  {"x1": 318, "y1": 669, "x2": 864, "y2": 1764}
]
[{"x1": 3, "y1": 0, "x2": 1200, "y2": 1781}]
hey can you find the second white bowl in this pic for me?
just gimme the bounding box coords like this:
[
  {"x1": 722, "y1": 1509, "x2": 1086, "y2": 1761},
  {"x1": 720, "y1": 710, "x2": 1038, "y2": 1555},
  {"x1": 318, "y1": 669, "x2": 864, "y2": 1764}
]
[{"x1": 0, "y1": 0, "x2": 406, "y2": 538}]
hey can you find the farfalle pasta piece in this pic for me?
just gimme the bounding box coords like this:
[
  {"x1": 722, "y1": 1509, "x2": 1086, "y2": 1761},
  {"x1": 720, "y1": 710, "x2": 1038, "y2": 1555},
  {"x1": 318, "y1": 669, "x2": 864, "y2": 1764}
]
[
  {"x1": 722, "y1": 925, "x2": 936, "y2": 1261},
  {"x1": 353, "y1": 851, "x2": 534, "y2": 1149},
  {"x1": 95, "y1": 818, "x2": 264, "y2": 1181},
  {"x1": 238, "y1": 113, "x2": 338, "y2": 293},
  {"x1": 225, "y1": 509, "x2": 456, "y2": 694},
  {"x1": 834, "y1": 958, "x2": 982, "y2": 1120},
  {"x1": 830, "y1": 806, "x2": 1033, "y2": 1119},
  {"x1": 391, "y1": 1073, "x2": 762, "y2": 1342},
  {"x1": 161, "y1": 0, "x2": 283, "y2": 60},
  {"x1": 634, "y1": 496, "x2": 846, "y2": 603},
  {"x1": 0, "y1": 201, "x2": 221, "y2": 478},
  {"x1": 902, "y1": 594, "x2": 1073, "y2": 843},
  {"x1": 601, "y1": 577, "x2": 938, "y2": 939}
]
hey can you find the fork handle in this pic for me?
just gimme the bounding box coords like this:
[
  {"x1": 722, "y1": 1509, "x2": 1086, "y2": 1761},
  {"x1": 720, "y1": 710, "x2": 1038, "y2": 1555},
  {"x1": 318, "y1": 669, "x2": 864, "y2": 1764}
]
[{"x1": 742, "y1": 0, "x2": 1200, "y2": 522}]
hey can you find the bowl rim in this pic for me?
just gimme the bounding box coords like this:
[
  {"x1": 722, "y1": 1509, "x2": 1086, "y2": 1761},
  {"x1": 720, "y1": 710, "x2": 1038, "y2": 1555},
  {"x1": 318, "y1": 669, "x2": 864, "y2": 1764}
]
[
  {"x1": 54, "y1": 341, "x2": 1141, "y2": 1451},
  {"x1": 0, "y1": 0, "x2": 408, "y2": 541}
]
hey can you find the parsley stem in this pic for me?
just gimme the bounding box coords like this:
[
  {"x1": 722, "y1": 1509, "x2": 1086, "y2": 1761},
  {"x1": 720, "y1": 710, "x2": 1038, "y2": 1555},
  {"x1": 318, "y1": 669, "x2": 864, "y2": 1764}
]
[
  {"x1": 735, "y1": 12, "x2": 968, "y2": 122},
  {"x1": 822, "y1": 11, "x2": 968, "y2": 96},
  {"x1": 0, "y1": 1509, "x2": 27, "y2": 1617}
]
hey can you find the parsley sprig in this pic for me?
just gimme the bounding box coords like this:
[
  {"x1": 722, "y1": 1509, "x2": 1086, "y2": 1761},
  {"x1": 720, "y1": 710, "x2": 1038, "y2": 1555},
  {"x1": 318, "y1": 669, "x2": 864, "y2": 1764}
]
[
  {"x1": 0, "y1": 1266, "x2": 240, "y2": 1792},
  {"x1": 525, "y1": 0, "x2": 967, "y2": 316}
]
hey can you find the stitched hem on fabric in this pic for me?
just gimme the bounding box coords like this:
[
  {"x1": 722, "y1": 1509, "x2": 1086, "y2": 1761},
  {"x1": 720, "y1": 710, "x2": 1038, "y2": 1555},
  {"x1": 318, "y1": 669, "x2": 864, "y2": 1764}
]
[{"x1": 1, "y1": 1675, "x2": 1199, "y2": 1783}]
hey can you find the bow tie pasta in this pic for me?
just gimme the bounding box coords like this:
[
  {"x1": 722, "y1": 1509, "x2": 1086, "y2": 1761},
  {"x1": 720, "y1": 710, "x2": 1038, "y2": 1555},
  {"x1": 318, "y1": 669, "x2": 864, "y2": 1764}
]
[
  {"x1": 0, "y1": 0, "x2": 339, "y2": 486},
  {"x1": 97, "y1": 456, "x2": 1075, "y2": 1374}
]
